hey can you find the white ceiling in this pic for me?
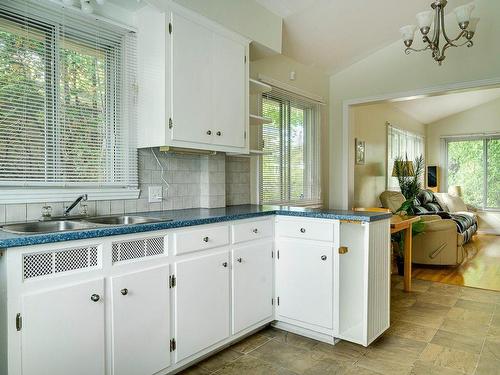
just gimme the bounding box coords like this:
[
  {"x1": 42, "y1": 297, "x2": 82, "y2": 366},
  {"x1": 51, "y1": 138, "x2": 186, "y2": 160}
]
[
  {"x1": 389, "y1": 87, "x2": 500, "y2": 124},
  {"x1": 255, "y1": 0, "x2": 471, "y2": 73}
]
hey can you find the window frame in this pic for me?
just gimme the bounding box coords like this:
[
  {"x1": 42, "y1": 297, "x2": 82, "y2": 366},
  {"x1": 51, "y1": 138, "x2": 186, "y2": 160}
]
[
  {"x1": 443, "y1": 134, "x2": 500, "y2": 211},
  {"x1": 258, "y1": 91, "x2": 321, "y2": 206},
  {"x1": 0, "y1": 6, "x2": 139, "y2": 203}
]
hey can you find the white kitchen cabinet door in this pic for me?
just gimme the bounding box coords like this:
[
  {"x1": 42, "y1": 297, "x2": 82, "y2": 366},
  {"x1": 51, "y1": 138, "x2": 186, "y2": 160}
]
[
  {"x1": 212, "y1": 33, "x2": 246, "y2": 148},
  {"x1": 232, "y1": 241, "x2": 273, "y2": 334},
  {"x1": 276, "y1": 239, "x2": 333, "y2": 330},
  {"x1": 174, "y1": 250, "x2": 230, "y2": 361},
  {"x1": 21, "y1": 279, "x2": 105, "y2": 375},
  {"x1": 111, "y1": 266, "x2": 171, "y2": 375},
  {"x1": 171, "y1": 12, "x2": 213, "y2": 145}
]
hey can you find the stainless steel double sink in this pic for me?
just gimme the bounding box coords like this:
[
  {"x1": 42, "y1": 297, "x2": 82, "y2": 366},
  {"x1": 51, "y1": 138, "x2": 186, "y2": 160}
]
[{"x1": 1, "y1": 215, "x2": 171, "y2": 235}]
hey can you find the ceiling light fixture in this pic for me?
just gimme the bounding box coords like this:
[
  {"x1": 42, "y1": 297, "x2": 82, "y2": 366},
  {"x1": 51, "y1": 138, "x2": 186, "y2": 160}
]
[{"x1": 400, "y1": 0, "x2": 479, "y2": 65}]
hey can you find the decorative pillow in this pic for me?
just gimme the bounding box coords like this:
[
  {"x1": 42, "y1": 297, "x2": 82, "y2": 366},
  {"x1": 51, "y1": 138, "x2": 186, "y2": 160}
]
[
  {"x1": 444, "y1": 195, "x2": 467, "y2": 212},
  {"x1": 433, "y1": 193, "x2": 449, "y2": 212}
]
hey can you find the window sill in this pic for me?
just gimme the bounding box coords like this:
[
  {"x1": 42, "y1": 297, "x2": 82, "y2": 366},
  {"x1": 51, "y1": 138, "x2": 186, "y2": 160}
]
[{"x1": 0, "y1": 188, "x2": 140, "y2": 205}]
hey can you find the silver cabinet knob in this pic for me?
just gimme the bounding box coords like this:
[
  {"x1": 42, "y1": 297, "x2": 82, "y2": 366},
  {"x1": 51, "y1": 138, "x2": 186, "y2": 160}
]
[
  {"x1": 120, "y1": 288, "x2": 128, "y2": 296},
  {"x1": 206, "y1": 130, "x2": 212, "y2": 135},
  {"x1": 222, "y1": 262, "x2": 228, "y2": 267},
  {"x1": 300, "y1": 228, "x2": 306, "y2": 233},
  {"x1": 237, "y1": 257, "x2": 243, "y2": 263},
  {"x1": 90, "y1": 294, "x2": 100, "y2": 302},
  {"x1": 216, "y1": 131, "x2": 222, "y2": 136},
  {"x1": 252, "y1": 228, "x2": 258, "y2": 234},
  {"x1": 203, "y1": 236, "x2": 209, "y2": 242},
  {"x1": 321, "y1": 255, "x2": 327, "y2": 261}
]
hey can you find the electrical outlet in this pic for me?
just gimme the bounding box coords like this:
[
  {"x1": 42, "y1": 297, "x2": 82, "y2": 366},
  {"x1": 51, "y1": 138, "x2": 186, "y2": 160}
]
[{"x1": 148, "y1": 185, "x2": 162, "y2": 203}]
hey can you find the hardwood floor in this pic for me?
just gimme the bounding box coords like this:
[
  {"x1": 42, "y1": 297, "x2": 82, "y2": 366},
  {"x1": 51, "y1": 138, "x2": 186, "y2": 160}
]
[{"x1": 412, "y1": 234, "x2": 500, "y2": 291}]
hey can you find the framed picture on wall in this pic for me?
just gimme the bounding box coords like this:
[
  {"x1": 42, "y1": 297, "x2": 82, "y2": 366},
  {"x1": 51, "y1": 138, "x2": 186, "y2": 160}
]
[{"x1": 355, "y1": 138, "x2": 365, "y2": 165}]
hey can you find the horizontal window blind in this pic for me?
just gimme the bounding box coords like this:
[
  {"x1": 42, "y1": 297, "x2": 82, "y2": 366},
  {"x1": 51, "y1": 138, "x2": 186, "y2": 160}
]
[
  {"x1": 260, "y1": 87, "x2": 321, "y2": 205},
  {"x1": 0, "y1": 0, "x2": 137, "y2": 187},
  {"x1": 387, "y1": 124, "x2": 424, "y2": 190}
]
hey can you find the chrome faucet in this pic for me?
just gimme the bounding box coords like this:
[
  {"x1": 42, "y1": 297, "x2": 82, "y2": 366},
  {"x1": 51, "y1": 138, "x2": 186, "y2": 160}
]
[{"x1": 64, "y1": 194, "x2": 88, "y2": 216}]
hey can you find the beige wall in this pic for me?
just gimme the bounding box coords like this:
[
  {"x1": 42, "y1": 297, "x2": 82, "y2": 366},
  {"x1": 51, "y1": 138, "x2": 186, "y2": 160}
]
[
  {"x1": 353, "y1": 103, "x2": 425, "y2": 208},
  {"x1": 328, "y1": 0, "x2": 500, "y2": 209},
  {"x1": 250, "y1": 54, "x2": 330, "y2": 206},
  {"x1": 426, "y1": 97, "x2": 500, "y2": 234}
]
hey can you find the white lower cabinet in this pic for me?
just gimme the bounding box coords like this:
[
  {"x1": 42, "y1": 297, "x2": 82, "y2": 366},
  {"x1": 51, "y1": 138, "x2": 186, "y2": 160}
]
[
  {"x1": 174, "y1": 250, "x2": 230, "y2": 361},
  {"x1": 276, "y1": 239, "x2": 333, "y2": 330},
  {"x1": 111, "y1": 266, "x2": 171, "y2": 375},
  {"x1": 232, "y1": 240, "x2": 273, "y2": 334},
  {"x1": 21, "y1": 278, "x2": 105, "y2": 375}
]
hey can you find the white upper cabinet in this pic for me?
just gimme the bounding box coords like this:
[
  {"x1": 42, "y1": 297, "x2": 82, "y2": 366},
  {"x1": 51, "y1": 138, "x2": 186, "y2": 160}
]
[{"x1": 137, "y1": 4, "x2": 249, "y2": 153}]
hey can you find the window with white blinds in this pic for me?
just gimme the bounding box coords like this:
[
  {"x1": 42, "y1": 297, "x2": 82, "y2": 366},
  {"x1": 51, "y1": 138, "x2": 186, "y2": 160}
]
[
  {"x1": 0, "y1": 1, "x2": 137, "y2": 191},
  {"x1": 260, "y1": 88, "x2": 321, "y2": 205},
  {"x1": 387, "y1": 124, "x2": 425, "y2": 190}
]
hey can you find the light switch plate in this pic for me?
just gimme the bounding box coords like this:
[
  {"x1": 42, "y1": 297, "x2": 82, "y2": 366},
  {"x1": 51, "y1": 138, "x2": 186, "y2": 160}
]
[{"x1": 148, "y1": 185, "x2": 162, "y2": 203}]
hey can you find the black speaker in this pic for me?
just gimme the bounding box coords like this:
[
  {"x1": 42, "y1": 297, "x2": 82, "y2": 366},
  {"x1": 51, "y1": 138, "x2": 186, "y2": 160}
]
[{"x1": 427, "y1": 166, "x2": 438, "y2": 188}]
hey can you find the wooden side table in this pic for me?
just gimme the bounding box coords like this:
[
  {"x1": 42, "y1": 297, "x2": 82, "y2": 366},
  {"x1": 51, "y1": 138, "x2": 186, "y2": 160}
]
[{"x1": 390, "y1": 215, "x2": 420, "y2": 292}]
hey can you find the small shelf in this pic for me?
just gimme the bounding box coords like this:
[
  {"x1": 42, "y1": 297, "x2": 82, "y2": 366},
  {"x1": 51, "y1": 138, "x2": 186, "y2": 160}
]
[
  {"x1": 249, "y1": 78, "x2": 272, "y2": 95},
  {"x1": 250, "y1": 114, "x2": 272, "y2": 126}
]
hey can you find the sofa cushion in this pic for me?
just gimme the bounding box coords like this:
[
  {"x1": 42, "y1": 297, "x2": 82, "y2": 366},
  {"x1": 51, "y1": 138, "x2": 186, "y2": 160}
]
[
  {"x1": 433, "y1": 193, "x2": 449, "y2": 212},
  {"x1": 444, "y1": 195, "x2": 468, "y2": 212}
]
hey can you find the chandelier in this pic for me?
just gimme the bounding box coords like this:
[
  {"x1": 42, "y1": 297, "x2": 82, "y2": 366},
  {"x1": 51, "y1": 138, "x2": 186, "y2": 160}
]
[{"x1": 400, "y1": 1, "x2": 479, "y2": 65}]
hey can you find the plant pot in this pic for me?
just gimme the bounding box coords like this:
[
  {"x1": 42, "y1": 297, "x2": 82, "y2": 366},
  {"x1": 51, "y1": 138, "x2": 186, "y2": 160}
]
[{"x1": 396, "y1": 256, "x2": 405, "y2": 276}]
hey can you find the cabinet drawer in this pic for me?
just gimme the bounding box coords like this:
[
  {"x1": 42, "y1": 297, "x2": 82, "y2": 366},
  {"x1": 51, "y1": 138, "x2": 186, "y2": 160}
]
[
  {"x1": 174, "y1": 225, "x2": 229, "y2": 255},
  {"x1": 232, "y1": 219, "x2": 273, "y2": 244},
  {"x1": 276, "y1": 218, "x2": 334, "y2": 242}
]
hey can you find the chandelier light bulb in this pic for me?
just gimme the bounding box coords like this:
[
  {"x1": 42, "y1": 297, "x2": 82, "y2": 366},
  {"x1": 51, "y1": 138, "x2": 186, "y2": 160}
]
[
  {"x1": 454, "y1": 3, "x2": 476, "y2": 29},
  {"x1": 416, "y1": 10, "x2": 434, "y2": 35},
  {"x1": 400, "y1": 25, "x2": 417, "y2": 46}
]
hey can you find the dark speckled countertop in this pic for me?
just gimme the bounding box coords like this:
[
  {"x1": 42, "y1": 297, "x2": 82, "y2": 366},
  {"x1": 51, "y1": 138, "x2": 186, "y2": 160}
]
[{"x1": 0, "y1": 204, "x2": 391, "y2": 249}]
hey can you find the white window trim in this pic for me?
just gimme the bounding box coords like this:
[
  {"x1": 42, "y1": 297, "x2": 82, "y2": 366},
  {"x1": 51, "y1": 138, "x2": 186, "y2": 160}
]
[{"x1": 0, "y1": 188, "x2": 140, "y2": 204}]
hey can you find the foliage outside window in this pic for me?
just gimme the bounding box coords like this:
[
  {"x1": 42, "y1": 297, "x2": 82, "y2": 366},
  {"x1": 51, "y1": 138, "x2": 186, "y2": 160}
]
[
  {"x1": 446, "y1": 136, "x2": 500, "y2": 209},
  {"x1": 260, "y1": 89, "x2": 321, "y2": 205},
  {"x1": 0, "y1": 2, "x2": 137, "y2": 191}
]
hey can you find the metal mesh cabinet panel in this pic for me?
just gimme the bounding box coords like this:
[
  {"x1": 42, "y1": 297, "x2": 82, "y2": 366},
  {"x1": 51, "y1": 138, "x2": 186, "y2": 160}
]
[{"x1": 112, "y1": 236, "x2": 165, "y2": 264}]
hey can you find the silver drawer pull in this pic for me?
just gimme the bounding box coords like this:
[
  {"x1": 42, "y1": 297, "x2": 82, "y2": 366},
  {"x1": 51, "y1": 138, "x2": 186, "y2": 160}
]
[
  {"x1": 222, "y1": 262, "x2": 228, "y2": 268},
  {"x1": 252, "y1": 228, "x2": 258, "y2": 234},
  {"x1": 237, "y1": 257, "x2": 243, "y2": 263},
  {"x1": 90, "y1": 294, "x2": 100, "y2": 302},
  {"x1": 321, "y1": 255, "x2": 327, "y2": 261},
  {"x1": 203, "y1": 236, "x2": 209, "y2": 242},
  {"x1": 300, "y1": 228, "x2": 306, "y2": 233},
  {"x1": 120, "y1": 288, "x2": 128, "y2": 296}
]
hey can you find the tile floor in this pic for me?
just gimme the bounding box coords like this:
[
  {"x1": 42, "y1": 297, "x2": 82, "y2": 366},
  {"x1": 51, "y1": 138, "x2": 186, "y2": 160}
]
[{"x1": 180, "y1": 276, "x2": 500, "y2": 375}]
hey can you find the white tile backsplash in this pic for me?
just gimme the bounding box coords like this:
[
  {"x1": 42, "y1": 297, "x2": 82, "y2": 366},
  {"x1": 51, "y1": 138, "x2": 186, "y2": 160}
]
[{"x1": 0, "y1": 150, "x2": 252, "y2": 224}]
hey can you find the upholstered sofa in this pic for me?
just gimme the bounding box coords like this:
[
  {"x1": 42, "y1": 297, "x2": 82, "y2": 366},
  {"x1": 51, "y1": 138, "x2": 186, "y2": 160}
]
[{"x1": 380, "y1": 190, "x2": 478, "y2": 266}]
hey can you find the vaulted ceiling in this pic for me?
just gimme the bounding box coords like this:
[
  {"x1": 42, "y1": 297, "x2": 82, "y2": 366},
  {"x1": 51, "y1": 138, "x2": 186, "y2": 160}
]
[{"x1": 255, "y1": 0, "x2": 471, "y2": 73}]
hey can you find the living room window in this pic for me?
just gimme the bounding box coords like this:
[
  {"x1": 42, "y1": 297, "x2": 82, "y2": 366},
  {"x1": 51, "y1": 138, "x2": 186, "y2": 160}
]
[
  {"x1": 387, "y1": 124, "x2": 425, "y2": 190},
  {"x1": 260, "y1": 88, "x2": 321, "y2": 205},
  {"x1": 445, "y1": 135, "x2": 500, "y2": 210},
  {"x1": 0, "y1": 2, "x2": 138, "y2": 202}
]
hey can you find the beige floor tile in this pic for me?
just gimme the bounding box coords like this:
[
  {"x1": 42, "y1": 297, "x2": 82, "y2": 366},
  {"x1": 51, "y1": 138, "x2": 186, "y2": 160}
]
[
  {"x1": 301, "y1": 357, "x2": 351, "y2": 375},
  {"x1": 491, "y1": 313, "x2": 500, "y2": 327},
  {"x1": 396, "y1": 310, "x2": 446, "y2": 329},
  {"x1": 487, "y1": 325, "x2": 500, "y2": 339},
  {"x1": 459, "y1": 287, "x2": 500, "y2": 304},
  {"x1": 282, "y1": 332, "x2": 319, "y2": 350},
  {"x1": 475, "y1": 351, "x2": 500, "y2": 375},
  {"x1": 426, "y1": 283, "x2": 462, "y2": 297},
  {"x1": 430, "y1": 329, "x2": 484, "y2": 354},
  {"x1": 410, "y1": 360, "x2": 467, "y2": 375},
  {"x1": 415, "y1": 292, "x2": 458, "y2": 307},
  {"x1": 178, "y1": 366, "x2": 211, "y2": 375},
  {"x1": 454, "y1": 298, "x2": 496, "y2": 313},
  {"x1": 482, "y1": 338, "x2": 500, "y2": 358},
  {"x1": 310, "y1": 340, "x2": 367, "y2": 364},
  {"x1": 385, "y1": 320, "x2": 437, "y2": 342},
  {"x1": 356, "y1": 356, "x2": 413, "y2": 375},
  {"x1": 196, "y1": 348, "x2": 242, "y2": 372},
  {"x1": 419, "y1": 343, "x2": 479, "y2": 374},
  {"x1": 367, "y1": 335, "x2": 426, "y2": 364},
  {"x1": 215, "y1": 355, "x2": 298, "y2": 375},
  {"x1": 260, "y1": 326, "x2": 288, "y2": 340},
  {"x1": 395, "y1": 279, "x2": 432, "y2": 293},
  {"x1": 446, "y1": 307, "x2": 492, "y2": 325},
  {"x1": 231, "y1": 333, "x2": 271, "y2": 354},
  {"x1": 251, "y1": 339, "x2": 322, "y2": 374},
  {"x1": 440, "y1": 317, "x2": 490, "y2": 337}
]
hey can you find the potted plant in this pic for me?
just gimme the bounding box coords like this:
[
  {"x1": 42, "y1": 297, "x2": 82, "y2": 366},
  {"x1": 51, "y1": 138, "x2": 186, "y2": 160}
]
[{"x1": 391, "y1": 154, "x2": 425, "y2": 275}]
